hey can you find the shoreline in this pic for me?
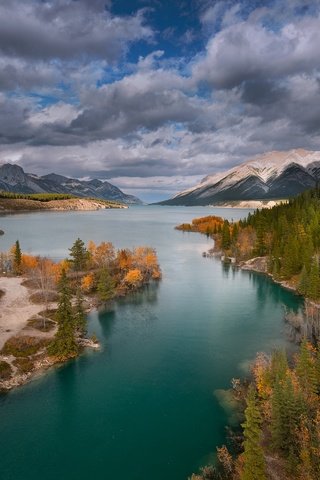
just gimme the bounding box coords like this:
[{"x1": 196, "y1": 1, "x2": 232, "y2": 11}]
[
  {"x1": 0, "y1": 276, "x2": 100, "y2": 392},
  {"x1": 0, "y1": 197, "x2": 128, "y2": 214}
]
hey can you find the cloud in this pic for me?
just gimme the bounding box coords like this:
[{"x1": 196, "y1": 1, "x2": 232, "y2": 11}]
[
  {"x1": 193, "y1": 9, "x2": 320, "y2": 89},
  {"x1": 0, "y1": 1, "x2": 152, "y2": 63},
  {"x1": 1, "y1": 1, "x2": 320, "y2": 202}
]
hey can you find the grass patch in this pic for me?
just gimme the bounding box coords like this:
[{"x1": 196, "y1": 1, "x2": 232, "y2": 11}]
[
  {"x1": 12, "y1": 357, "x2": 34, "y2": 374},
  {"x1": 21, "y1": 279, "x2": 39, "y2": 289},
  {"x1": 38, "y1": 309, "x2": 57, "y2": 320},
  {"x1": 30, "y1": 290, "x2": 59, "y2": 304},
  {"x1": 26, "y1": 316, "x2": 56, "y2": 332},
  {"x1": 0, "y1": 360, "x2": 13, "y2": 380},
  {"x1": 1, "y1": 336, "x2": 49, "y2": 357}
]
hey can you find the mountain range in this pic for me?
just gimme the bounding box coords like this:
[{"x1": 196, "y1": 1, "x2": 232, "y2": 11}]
[
  {"x1": 0, "y1": 163, "x2": 142, "y2": 205},
  {"x1": 160, "y1": 149, "x2": 320, "y2": 206}
]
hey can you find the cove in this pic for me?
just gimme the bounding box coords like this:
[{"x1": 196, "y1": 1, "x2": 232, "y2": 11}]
[{"x1": 0, "y1": 206, "x2": 302, "y2": 480}]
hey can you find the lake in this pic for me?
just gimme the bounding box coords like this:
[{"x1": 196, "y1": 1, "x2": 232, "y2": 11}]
[{"x1": 0, "y1": 206, "x2": 302, "y2": 480}]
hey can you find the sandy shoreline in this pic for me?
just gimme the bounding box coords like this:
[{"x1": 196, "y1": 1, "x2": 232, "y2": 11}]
[{"x1": 0, "y1": 277, "x2": 47, "y2": 350}]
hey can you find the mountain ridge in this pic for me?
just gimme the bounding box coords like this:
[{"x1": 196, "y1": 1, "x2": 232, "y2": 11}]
[
  {"x1": 0, "y1": 163, "x2": 142, "y2": 205},
  {"x1": 159, "y1": 149, "x2": 320, "y2": 206}
]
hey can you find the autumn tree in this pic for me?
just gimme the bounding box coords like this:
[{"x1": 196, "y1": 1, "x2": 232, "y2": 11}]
[
  {"x1": 123, "y1": 268, "x2": 143, "y2": 289},
  {"x1": 81, "y1": 272, "x2": 95, "y2": 292},
  {"x1": 32, "y1": 257, "x2": 56, "y2": 310}
]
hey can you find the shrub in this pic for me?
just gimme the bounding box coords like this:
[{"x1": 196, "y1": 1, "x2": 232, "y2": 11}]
[
  {"x1": 12, "y1": 357, "x2": 34, "y2": 374},
  {"x1": 1, "y1": 336, "x2": 49, "y2": 357},
  {"x1": 0, "y1": 360, "x2": 13, "y2": 380}
]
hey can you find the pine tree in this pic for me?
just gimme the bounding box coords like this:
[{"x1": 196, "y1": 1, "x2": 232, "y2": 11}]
[
  {"x1": 221, "y1": 220, "x2": 231, "y2": 250},
  {"x1": 296, "y1": 339, "x2": 317, "y2": 397},
  {"x1": 13, "y1": 240, "x2": 22, "y2": 275},
  {"x1": 69, "y1": 238, "x2": 88, "y2": 272},
  {"x1": 307, "y1": 258, "x2": 320, "y2": 300},
  {"x1": 298, "y1": 265, "x2": 309, "y2": 296},
  {"x1": 74, "y1": 287, "x2": 86, "y2": 335},
  {"x1": 48, "y1": 269, "x2": 78, "y2": 358},
  {"x1": 241, "y1": 387, "x2": 267, "y2": 480},
  {"x1": 254, "y1": 218, "x2": 267, "y2": 256},
  {"x1": 97, "y1": 267, "x2": 115, "y2": 304}
]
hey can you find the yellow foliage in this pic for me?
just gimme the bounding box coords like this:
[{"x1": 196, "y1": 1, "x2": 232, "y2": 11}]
[
  {"x1": 123, "y1": 268, "x2": 143, "y2": 287},
  {"x1": 81, "y1": 272, "x2": 95, "y2": 292},
  {"x1": 21, "y1": 254, "x2": 38, "y2": 272}
]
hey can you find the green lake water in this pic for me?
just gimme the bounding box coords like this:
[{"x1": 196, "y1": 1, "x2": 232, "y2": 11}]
[{"x1": 0, "y1": 206, "x2": 302, "y2": 480}]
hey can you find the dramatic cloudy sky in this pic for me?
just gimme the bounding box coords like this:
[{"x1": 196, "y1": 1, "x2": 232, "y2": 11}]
[{"x1": 1, "y1": 0, "x2": 320, "y2": 201}]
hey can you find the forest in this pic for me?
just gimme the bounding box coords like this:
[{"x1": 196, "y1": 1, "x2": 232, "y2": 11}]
[
  {"x1": 191, "y1": 341, "x2": 320, "y2": 480},
  {"x1": 177, "y1": 189, "x2": 320, "y2": 480},
  {"x1": 0, "y1": 191, "x2": 76, "y2": 201},
  {"x1": 177, "y1": 188, "x2": 320, "y2": 300}
]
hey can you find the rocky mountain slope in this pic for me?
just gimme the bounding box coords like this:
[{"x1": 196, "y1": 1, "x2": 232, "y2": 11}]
[
  {"x1": 160, "y1": 149, "x2": 320, "y2": 206},
  {"x1": 0, "y1": 163, "x2": 142, "y2": 205}
]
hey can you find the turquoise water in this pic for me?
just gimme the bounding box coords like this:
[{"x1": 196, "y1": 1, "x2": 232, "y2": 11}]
[{"x1": 0, "y1": 206, "x2": 302, "y2": 480}]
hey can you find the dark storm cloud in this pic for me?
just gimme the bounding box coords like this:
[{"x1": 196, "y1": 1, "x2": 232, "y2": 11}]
[{"x1": 0, "y1": 1, "x2": 152, "y2": 62}]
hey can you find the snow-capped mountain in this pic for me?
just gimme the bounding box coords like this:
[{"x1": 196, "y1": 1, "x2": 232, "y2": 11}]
[
  {"x1": 0, "y1": 163, "x2": 142, "y2": 205},
  {"x1": 160, "y1": 149, "x2": 320, "y2": 206}
]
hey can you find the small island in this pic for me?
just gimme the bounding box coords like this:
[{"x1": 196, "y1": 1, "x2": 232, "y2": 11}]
[{"x1": 0, "y1": 238, "x2": 161, "y2": 391}]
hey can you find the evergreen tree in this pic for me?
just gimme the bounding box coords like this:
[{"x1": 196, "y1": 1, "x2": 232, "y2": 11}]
[
  {"x1": 254, "y1": 218, "x2": 267, "y2": 256},
  {"x1": 296, "y1": 339, "x2": 317, "y2": 397},
  {"x1": 307, "y1": 258, "x2": 320, "y2": 300},
  {"x1": 13, "y1": 240, "x2": 22, "y2": 275},
  {"x1": 69, "y1": 238, "x2": 88, "y2": 272},
  {"x1": 241, "y1": 387, "x2": 267, "y2": 480},
  {"x1": 74, "y1": 287, "x2": 86, "y2": 335},
  {"x1": 48, "y1": 269, "x2": 78, "y2": 358},
  {"x1": 221, "y1": 220, "x2": 231, "y2": 250},
  {"x1": 298, "y1": 265, "x2": 309, "y2": 296},
  {"x1": 97, "y1": 267, "x2": 115, "y2": 304}
]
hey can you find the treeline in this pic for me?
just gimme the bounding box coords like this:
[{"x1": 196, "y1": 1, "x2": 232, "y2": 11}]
[
  {"x1": 0, "y1": 190, "x2": 76, "y2": 201},
  {"x1": 191, "y1": 341, "x2": 320, "y2": 480},
  {"x1": 2, "y1": 239, "x2": 161, "y2": 360},
  {"x1": 178, "y1": 188, "x2": 320, "y2": 300}
]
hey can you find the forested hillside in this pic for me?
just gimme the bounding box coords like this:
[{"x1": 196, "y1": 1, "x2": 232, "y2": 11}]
[{"x1": 177, "y1": 188, "x2": 320, "y2": 300}]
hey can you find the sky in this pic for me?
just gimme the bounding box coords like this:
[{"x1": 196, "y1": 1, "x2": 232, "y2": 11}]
[{"x1": 1, "y1": 0, "x2": 320, "y2": 202}]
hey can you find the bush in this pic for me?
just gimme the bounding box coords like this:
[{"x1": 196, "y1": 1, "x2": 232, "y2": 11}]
[
  {"x1": 12, "y1": 357, "x2": 34, "y2": 374},
  {"x1": 0, "y1": 360, "x2": 13, "y2": 380},
  {"x1": 1, "y1": 336, "x2": 49, "y2": 357},
  {"x1": 30, "y1": 291, "x2": 59, "y2": 304},
  {"x1": 26, "y1": 316, "x2": 56, "y2": 332}
]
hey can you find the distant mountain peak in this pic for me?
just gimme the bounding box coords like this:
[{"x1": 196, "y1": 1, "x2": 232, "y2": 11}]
[
  {"x1": 0, "y1": 163, "x2": 142, "y2": 205},
  {"x1": 160, "y1": 149, "x2": 320, "y2": 206}
]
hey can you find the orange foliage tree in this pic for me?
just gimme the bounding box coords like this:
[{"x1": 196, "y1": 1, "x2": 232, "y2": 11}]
[{"x1": 123, "y1": 269, "x2": 143, "y2": 288}]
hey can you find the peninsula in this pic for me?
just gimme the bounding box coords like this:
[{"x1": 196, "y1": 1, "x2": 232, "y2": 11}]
[
  {"x1": 0, "y1": 192, "x2": 126, "y2": 212},
  {"x1": 0, "y1": 238, "x2": 161, "y2": 391}
]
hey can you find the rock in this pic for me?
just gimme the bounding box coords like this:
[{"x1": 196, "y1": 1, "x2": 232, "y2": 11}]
[{"x1": 0, "y1": 229, "x2": 4, "y2": 235}]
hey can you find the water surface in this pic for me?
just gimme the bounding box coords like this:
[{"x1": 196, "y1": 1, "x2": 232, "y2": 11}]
[{"x1": 0, "y1": 206, "x2": 302, "y2": 480}]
